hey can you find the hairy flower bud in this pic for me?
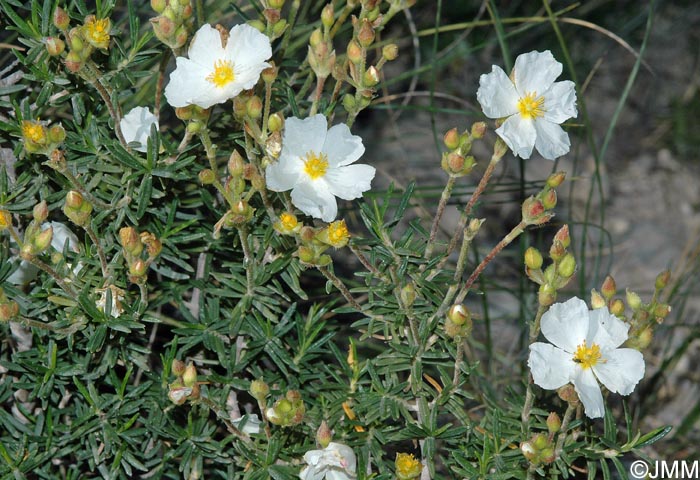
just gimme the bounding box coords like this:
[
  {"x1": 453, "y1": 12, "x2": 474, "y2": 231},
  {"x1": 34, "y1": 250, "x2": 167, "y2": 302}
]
[
  {"x1": 590, "y1": 289, "x2": 606, "y2": 309},
  {"x1": 443, "y1": 128, "x2": 460, "y2": 150},
  {"x1": 382, "y1": 43, "x2": 399, "y2": 61},
  {"x1": 347, "y1": 39, "x2": 363, "y2": 64},
  {"x1": 357, "y1": 19, "x2": 375, "y2": 47},
  {"x1": 268, "y1": 112, "x2": 284, "y2": 132},
  {"x1": 53, "y1": 6, "x2": 70, "y2": 30},
  {"x1": 524, "y1": 247, "x2": 543, "y2": 270},
  {"x1": 316, "y1": 421, "x2": 332, "y2": 448},
  {"x1": 546, "y1": 412, "x2": 561, "y2": 433},
  {"x1": 471, "y1": 121, "x2": 487, "y2": 139},
  {"x1": 601, "y1": 275, "x2": 616, "y2": 299},
  {"x1": 546, "y1": 171, "x2": 566, "y2": 188},
  {"x1": 45, "y1": 36, "x2": 66, "y2": 56},
  {"x1": 171, "y1": 359, "x2": 186, "y2": 376},
  {"x1": 625, "y1": 289, "x2": 642, "y2": 311},
  {"x1": 182, "y1": 363, "x2": 197, "y2": 387},
  {"x1": 250, "y1": 379, "x2": 270, "y2": 401},
  {"x1": 609, "y1": 298, "x2": 625, "y2": 316},
  {"x1": 655, "y1": 270, "x2": 671, "y2": 290},
  {"x1": 33, "y1": 200, "x2": 49, "y2": 223},
  {"x1": 321, "y1": 4, "x2": 335, "y2": 29},
  {"x1": 557, "y1": 253, "x2": 576, "y2": 278}
]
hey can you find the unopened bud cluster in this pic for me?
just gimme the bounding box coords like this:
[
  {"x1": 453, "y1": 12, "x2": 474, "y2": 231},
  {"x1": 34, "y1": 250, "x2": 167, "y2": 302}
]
[
  {"x1": 440, "y1": 123, "x2": 486, "y2": 177},
  {"x1": 266, "y1": 390, "x2": 306, "y2": 427},
  {"x1": 444, "y1": 304, "x2": 473, "y2": 339},
  {"x1": 19, "y1": 201, "x2": 54, "y2": 260},
  {"x1": 521, "y1": 433, "x2": 556, "y2": 466},
  {"x1": 525, "y1": 224, "x2": 576, "y2": 307},
  {"x1": 590, "y1": 272, "x2": 672, "y2": 350},
  {"x1": 247, "y1": 0, "x2": 287, "y2": 39},
  {"x1": 521, "y1": 172, "x2": 565, "y2": 227},
  {"x1": 119, "y1": 226, "x2": 162, "y2": 284},
  {"x1": 294, "y1": 219, "x2": 350, "y2": 266},
  {"x1": 46, "y1": 7, "x2": 113, "y2": 73},
  {"x1": 167, "y1": 360, "x2": 200, "y2": 405},
  {"x1": 150, "y1": 0, "x2": 193, "y2": 49}
]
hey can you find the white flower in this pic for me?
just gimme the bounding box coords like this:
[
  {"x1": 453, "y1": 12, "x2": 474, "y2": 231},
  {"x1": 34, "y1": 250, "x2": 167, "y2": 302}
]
[
  {"x1": 528, "y1": 297, "x2": 645, "y2": 419},
  {"x1": 299, "y1": 442, "x2": 357, "y2": 480},
  {"x1": 6, "y1": 221, "x2": 80, "y2": 285},
  {"x1": 120, "y1": 107, "x2": 158, "y2": 153},
  {"x1": 477, "y1": 50, "x2": 577, "y2": 160},
  {"x1": 265, "y1": 114, "x2": 375, "y2": 222},
  {"x1": 232, "y1": 414, "x2": 261, "y2": 435},
  {"x1": 164, "y1": 24, "x2": 272, "y2": 109}
]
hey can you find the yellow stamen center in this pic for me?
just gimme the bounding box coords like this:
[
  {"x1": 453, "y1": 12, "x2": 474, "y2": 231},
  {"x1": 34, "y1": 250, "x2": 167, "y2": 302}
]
[
  {"x1": 303, "y1": 151, "x2": 329, "y2": 180},
  {"x1": 517, "y1": 92, "x2": 545, "y2": 120},
  {"x1": 573, "y1": 341, "x2": 602, "y2": 369},
  {"x1": 328, "y1": 220, "x2": 349, "y2": 245},
  {"x1": 395, "y1": 453, "x2": 422, "y2": 478},
  {"x1": 280, "y1": 213, "x2": 298, "y2": 231},
  {"x1": 85, "y1": 18, "x2": 110, "y2": 45},
  {"x1": 22, "y1": 121, "x2": 45, "y2": 144},
  {"x1": 206, "y1": 59, "x2": 235, "y2": 88}
]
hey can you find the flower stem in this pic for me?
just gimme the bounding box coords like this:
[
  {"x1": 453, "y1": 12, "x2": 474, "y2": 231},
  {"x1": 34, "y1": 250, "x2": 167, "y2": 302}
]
[
  {"x1": 238, "y1": 227, "x2": 255, "y2": 298},
  {"x1": 318, "y1": 266, "x2": 362, "y2": 311},
  {"x1": 454, "y1": 220, "x2": 526, "y2": 304},
  {"x1": 84, "y1": 224, "x2": 109, "y2": 281},
  {"x1": 309, "y1": 75, "x2": 327, "y2": 117},
  {"x1": 424, "y1": 176, "x2": 456, "y2": 260},
  {"x1": 24, "y1": 255, "x2": 77, "y2": 297},
  {"x1": 555, "y1": 403, "x2": 576, "y2": 457}
]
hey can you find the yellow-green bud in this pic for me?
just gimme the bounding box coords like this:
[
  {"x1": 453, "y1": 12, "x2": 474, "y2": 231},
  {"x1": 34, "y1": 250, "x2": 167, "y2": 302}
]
[
  {"x1": 524, "y1": 247, "x2": 543, "y2": 269},
  {"x1": 183, "y1": 363, "x2": 197, "y2": 387},
  {"x1": 654, "y1": 303, "x2": 671, "y2": 320},
  {"x1": 268, "y1": 112, "x2": 284, "y2": 132},
  {"x1": 262, "y1": 63, "x2": 278, "y2": 83},
  {"x1": 557, "y1": 253, "x2": 576, "y2": 278},
  {"x1": 382, "y1": 43, "x2": 398, "y2": 61},
  {"x1": 363, "y1": 65, "x2": 379, "y2": 86},
  {"x1": 655, "y1": 270, "x2": 671, "y2": 290},
  {"x1": 33, "y1": 200, "x2": 49, "y2": 222},
  {"x1": 198, "y1": 168, "x2": 216, "y2": 185},
  {"x1": 310, "y1": 28, "x2": 323, "y2": 48},
  {"x1": 129, "y1": 259, "x2": 148, "y2": 277},
  {"x1": 546, "y1": 412, "x2": 561, "y2": 433},
  {"x1": 400, "y1": 283, "x2": 416, "y2": 308},
  {"x1": 546, "y1": 171, "x2": 566, "y2": 188},
  {"x1": 342, "y1": 93, "x2": 356, "y2": 112},
  {"x1": 48, "y1": 124, "x2": 66, "y2": 144},
  {"x1": 357, "y1": 19, "x2": 375, "y2": 48},
  {"x1": 471, "y1": 121, "x2": 487, "y2": 139},
  {"x1": 609, "y1": 298, "x2": 625, "y2": 316},
  {"x1": 53, "y1": 6, "x2": 70, "y2": 30},
  {"x1": 447, "y1": 304, "x2": 470, "y2": 326},
  {"x1": 298, "y1": 245, "x2": 315, "y2": 263},
  {"x1": 321, "y1": 4, "x2": 335, "y2": 29},
  {"x1": 538, "y1": 284, "x2": 556, "y2": 307},
  {"x1": 626, "y1": 289, "x2": 642, "y2": 311},
  {"x1": 151, "y1": 0, "x2": 167, "y2": 13},
  {"x1": 246, "y1": 96, "x2": 263, "y2": 119},
  {"x1": 250, "y1": 379, "x2": 270, "y2": 400},
  {"x1": 247, "y1": 19, "x2": 266, "y2": 33},
  {"x1": 347, "y1": 40, "x2": 363, "y2": 64},
  {"x1": 541, "y1": 188, "x2": 557, "y2": 209},
  {"x1": 32, "y1": 227, "x2": 53, "y2": 253},
  {"x1": 591, "y1": 289, "x2": 606, "y2": 309}
]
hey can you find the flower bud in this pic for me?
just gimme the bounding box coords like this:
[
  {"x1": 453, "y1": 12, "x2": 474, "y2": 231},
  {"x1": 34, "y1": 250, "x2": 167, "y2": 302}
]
[
  {"x1": 524, "y1": 247, "x2": 543, "y2": 270},
  {"x1": 655, "y1": 270, "x2": 671, "y2": 290},
  {"x1": 268, "y1": 0, "x2": 285, "y2": 8},
  {"x1": 654, "y1": 303, "x2": 671, "y2": 320},
  {"x1": 268, "y1": 112, "x2": 284, "y2": 132},
  {"x1": 357, "y1": 19, "x2": 375, "y2": 47},
  {"x1": 119, "y1": 226, "x2": 143, "y2": 257},
  {"x1": 342, "y1": 93, "x2": 356, "y2": 113},
  {"x1": 443, "y1": 128, "x2": 460, "y2": 150},
  {"x1": 247, "y1": 19, "x2": 266, "y2": 32},
  {"x1": 601, "y1": 275, "x2": 616, "y2": 299},
  {"x1": 263, "y1": 8, "x2": 281, "y2": 25},
  {"x1": 447, "y1": 304, "x2": 470, "y2": 326},
  {"x1": 262, "y1": 63, "x2": 278, "y2": 83},
  {"x1": 32, "y1": 227, "x2": 53, "y2": 253},
  {"x1": 522, "y1": 197, "x2": 549, "y2": 225},
  {"x1": 363, "y1": 65, "x2": 379, "y2": 86},
  {"x1": 625, "y1": 289, "x2": 642, "y2": 311},
  {"x1": 45, "y1": 37, "x2": 66, "y2": 56},
  {"x1": 297, "y1": 245, "x2": 316, "y2": 263},
  {"x1": 541, "y1": 188, "x2": 557, "y2": 209},
  {"x1": 553, "y1": 224, "x2": 570, "y2": 248},
  {"x1": 471, "y1": 121, "x2": 487, "y2": 139},
  {"x1": 590, "y1": 289, "x2": 606, "y2": 309},
  {"x1": 347, "y1": 39, "x2": 363, "y2": 64},
  {"x1": 129, "y1": 258, "x2": 148, "y2": 277},
  {"x1": 400, "y1": 283, "x2": 416, "y2": 308},
  {"x1": 321, "y1": 4, "x2": 335, "y2": 29},
  {"x1": 151, "y1": 0, "x2": 167, "y2": 13},
  {"x1": 609, "y1": 298, "x2": 625, "y2": 316},
  {"x1": 182, "y1": 362, "x2": 197, "y2": 387},
  {"x1": 627, "y1": 327, "x2": 653, "y2": 350},
  {"x1": 53, "y1": 6, "x2": 70, "y2": 30},
  {"x1": 546, "y1": 412, "x2": 561, "y2": 434},
  {"x1": 168, "y1": 384, "x2": 190, "y2": 405},
  {"x1": 316, "y1": 420, "x2": 332, "y2": 448},
  {"x1": 546, "y1": 171, "x2": 566, "y2": 188},
  {"x1": 63, "y1": 50, "x2": 83, "y2": 73},
  {"x1": 395, "y1": 453, "x2": 422, "y2": 480},
  {"x1": 246, "y1": 96, "x2": 263, "y2": 118},
  {"x1": 48, "y1": 124, "x2": 66, "y2": 144},
  {"x1": 250, "y1": 379, "x2": 270, "y2": 401},
  {"x1": 198, "y1": 168, "x2": 216, "y2": 185},
  {"x1": 171, "y1": 359, "x2": 186, "y2": 376},
  {"x1": 557, "y1": 384, "x2": 579, "y2": 404},
  {"x1": 382, "y1": 43, "x2": 398, "y2": 61},
  {"x1": 300, "y1": 226, "x2": 316, "y2": 243},
  {"x1": 557, "y1": 253, "x2": 576, "y2": 278},
  {"x1": 33, "y1": 200, "x2": 49, "y2": 222}
]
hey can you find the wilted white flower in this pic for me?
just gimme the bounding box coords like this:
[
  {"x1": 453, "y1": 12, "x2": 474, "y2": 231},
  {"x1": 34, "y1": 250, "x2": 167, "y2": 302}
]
[
  {"x1": 164, "y1": 24, "x2": 272, "y2": 109},
  {"x1": 477, "y1": 50, "x2": 577, "y2": 160},
  {"x1": 95, "y1": 285, "x2": 126, "y2": 318},
  {"x1": 120, "y1": 106, "x2": 158, "y2": 153},
  {"x1": 232, "y1": 414, "x2": 261, "y2": 435},
  {"x1": 299, "y1": 442, "x2": 356, "y2": 480},
  {"x1": 528, "y1": 297, "x2": 645, "y2": 419},
  {"x1": 265, "y1": 114, "x2": 375, "y2": 222},
  {"x1": 6, "y1": 221, "x2": 80, "y2": 285}
]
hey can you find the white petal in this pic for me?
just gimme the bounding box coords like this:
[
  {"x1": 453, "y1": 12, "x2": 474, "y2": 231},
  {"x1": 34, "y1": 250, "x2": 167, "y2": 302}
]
[
  {"x1": 226, "y1": 24, "x2": 272, "y2": 84},
  {"x1": 322, "y1": 123, "x2": 365, "y2": 167},
  {"x1": 299, "y1": 465, "x2": 324, "y2": 480},
  {"x1": 5, "y1": 260, "x2": 39, "y2": 285},
  {"x1": 588, "y1": 308, "x2": 629, "y2": 349},
  {"x1": 48, "y1": 221, "x2": 80, "y2": 254},
  {"x1": 283, "y1": 115, "x2": 328, "y2": 157},
  {"x1": 593, "y1": 348, "x2": 644, "y2": 395},
  {"x1": 533, "y1": 120, "x2": 571, "y2": 160},
  {"x1": 540, "y1": 297, "x2": 590, "y2": 352},
  {"x1": 164, "y1": 58, "x2": 217, "y2": 108},
  {"x1": 476, "y1": 65, "x2": 519, "y2": 119},
  {"x1": 543, "y1": 80, "x2": 577, "y2": 123},
  {"x1": 496, "y1": 114, "x2": 536, "y2": 159},
  {"x1": 265, "y1": 154, "x2": 303, "y2": 192},
  {"x1": 329, "y1": 443, "x2": 356, "y2": 472},
  {"x1": 231, "y1": 414, "x2": 261, "y2": 434},
  {"x1": 572, "y1": 367, "x2": 605, "y2": 419},
  {"x1": 325, "y1": 164, "x2": 375, "y2": 200},
  {"x1": 230, "y1": 60, "x2": 271, "y2": 95},
  {"x1": 120, "y1": 107, "x2": 158, "y2": 153},
  {"x1": 528, "y1": 343, "x2": 574, "y2": 389},
  {"x1": 291, "y1": 181, "x2": 338, "y2": 222},
  {"x1": 513, "y1": 50, "x2": 562, "y2": 96},
  {"x1": 188, "y1": 24, "x2": 226, "y2": 70}
]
